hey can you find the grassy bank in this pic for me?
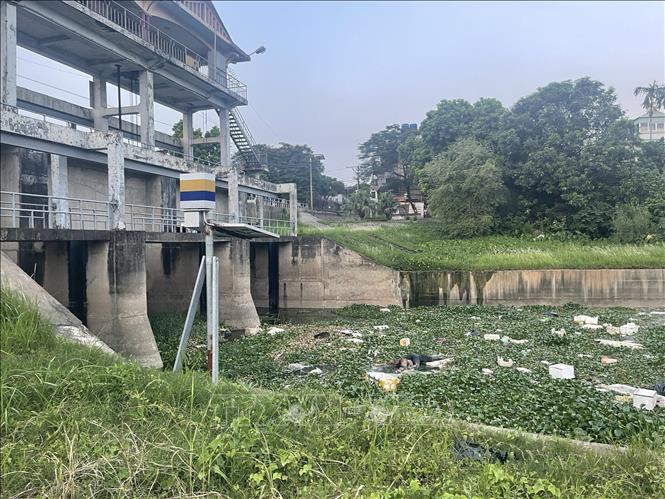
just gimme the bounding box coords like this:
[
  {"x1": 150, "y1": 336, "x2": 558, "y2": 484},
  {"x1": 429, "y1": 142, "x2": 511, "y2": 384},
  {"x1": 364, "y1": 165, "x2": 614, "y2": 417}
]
[
  {"x1": 300, "y1": 222, "x2": 665, "y2": 271},
  {"x1": 2, "y1": 292, "x2": 664, "y2": 497}
]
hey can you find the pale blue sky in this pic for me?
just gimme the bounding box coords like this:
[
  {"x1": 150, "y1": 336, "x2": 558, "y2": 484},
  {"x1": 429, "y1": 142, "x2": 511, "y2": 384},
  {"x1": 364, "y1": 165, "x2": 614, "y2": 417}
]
[{"x1": 16, "y1": 1, "x2": 665, "y2": 183}]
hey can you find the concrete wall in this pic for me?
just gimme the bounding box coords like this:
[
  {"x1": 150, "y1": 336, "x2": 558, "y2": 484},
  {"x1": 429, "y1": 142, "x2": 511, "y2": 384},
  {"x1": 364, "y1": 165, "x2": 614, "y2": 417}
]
[
  {"x1": 146, "y1": 242, "x2": 201, "y2": 314},
  {"x1": 276, "y1": 237, "x2": 402, "y2": 311},
  {"x1": 250, "y1": 243, "x2": 269, "y2": 310},
  {"x1": 403, "y1": 269, "x2": 665, "y2": 308}
]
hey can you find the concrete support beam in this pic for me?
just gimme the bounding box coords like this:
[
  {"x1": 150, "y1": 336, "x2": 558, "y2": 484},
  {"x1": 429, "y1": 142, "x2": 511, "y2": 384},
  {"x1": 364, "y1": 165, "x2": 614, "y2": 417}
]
[
  {"x1": 181, "y1": 109, "x2": 194, "y2": 158},
  {"x1": 100, "y1": 105, "x2": 140, "y2": 118},
  {"x1": 48, "y1": 154, "x2": 70, "y2": 229},
  {"x1": 138, "y1": 70, "x2": 154, "y2": 147},
  {"x1": 146, "y1": 243, "x2": 200, "y2": 314},
  {"x1": 257, "y1": 198, "x2": 264, "y2": 228},
  {"x1": 107, "y1": 133, "x2": 125, "y2": 230},
  {"x1": 227, "y1": 166, "x2": 239, "y2": 222},
  {"x1": 42, "y1": 241, "x2": 69, "y2": 306},
  {"x1": 0, "y1": 1, "x2": 17, "y2": 107},
  {"x1": 216, "y1": 108, "x2": 230, "y2": 166},
  {"x1": 90, "y1": 77, "x2": 108, "y2": 131},
  {"x1": 86, "y1": 231, "x2": 162, "y2": 367},
  {"x1": 216, "y1": 239, "x2": 260, "y2": 334}
]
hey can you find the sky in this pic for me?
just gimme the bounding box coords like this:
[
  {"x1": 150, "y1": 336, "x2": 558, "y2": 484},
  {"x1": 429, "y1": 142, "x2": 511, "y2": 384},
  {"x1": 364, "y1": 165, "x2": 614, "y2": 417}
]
[{"x1": 16, "y1": 1, "x2": 665, "y2": 183}]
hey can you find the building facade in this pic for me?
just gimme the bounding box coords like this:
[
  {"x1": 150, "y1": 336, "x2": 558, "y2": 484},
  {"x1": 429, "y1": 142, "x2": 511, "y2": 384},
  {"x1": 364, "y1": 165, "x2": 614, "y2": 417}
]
[{"x1": 634, "y1": 110, "x2": 665, "y2": 141}]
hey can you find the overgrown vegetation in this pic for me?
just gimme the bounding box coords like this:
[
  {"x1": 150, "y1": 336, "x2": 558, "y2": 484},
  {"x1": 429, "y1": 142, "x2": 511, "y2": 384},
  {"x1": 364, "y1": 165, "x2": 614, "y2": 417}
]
[
  {"x1": 4, "y1": 292, "x2": 665, "y2": 497},
  {"x1": 355, "y1": 78, "x2": 665, "y2": 240},
  {"x1": 300, "y1": 221, "x2": 665, "y2": 270},
  {"x1": 152, "y1": 304, "x2": 665, "y2": 449}
]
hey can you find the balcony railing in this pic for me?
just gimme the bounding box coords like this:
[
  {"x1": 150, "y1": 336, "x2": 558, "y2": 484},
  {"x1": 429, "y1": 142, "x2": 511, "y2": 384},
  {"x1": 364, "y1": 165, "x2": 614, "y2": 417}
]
[{"x1": 73, "y1": 0, "x2": 247, "y2": 101}]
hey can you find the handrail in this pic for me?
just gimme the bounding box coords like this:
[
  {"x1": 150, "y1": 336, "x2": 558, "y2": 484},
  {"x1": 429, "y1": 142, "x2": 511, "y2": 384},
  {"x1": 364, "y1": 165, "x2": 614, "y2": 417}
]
[{"x1": 72, "y1": 0, "x2": 246, "y2": 101}]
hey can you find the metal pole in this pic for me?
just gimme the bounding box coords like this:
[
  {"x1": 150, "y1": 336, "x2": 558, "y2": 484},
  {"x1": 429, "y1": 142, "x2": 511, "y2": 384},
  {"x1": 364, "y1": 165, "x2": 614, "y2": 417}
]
[
  {"x1": 173, "y1": 257, "x2": 207, "y2": 372},
  {"x1": 211, "y1": 255, "x2": 220, "y2": 384},
  {"x1": 309, "y1": 155, "x2": 313, "y2": 211},
  {"x1": 205, "y1": 223, "x2": 214, "y2": 377}
]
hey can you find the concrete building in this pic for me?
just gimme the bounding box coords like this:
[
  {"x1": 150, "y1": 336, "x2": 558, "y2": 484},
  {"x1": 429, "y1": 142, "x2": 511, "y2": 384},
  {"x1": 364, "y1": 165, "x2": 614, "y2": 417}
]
[
  {"x1": 634, "y1": 110, "x2": 665, "y2": 141},
  {"x1": 0, "y1": 0, "x2": 298, "y2": 367}
]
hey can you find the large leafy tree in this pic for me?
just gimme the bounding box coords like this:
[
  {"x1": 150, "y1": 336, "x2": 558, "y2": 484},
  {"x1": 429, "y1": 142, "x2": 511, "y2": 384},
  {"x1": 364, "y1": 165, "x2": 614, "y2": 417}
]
[
  {"x1": 421, "y1": 139, "x2": 507, "y2": 237},
  {"x1": 503, "y1": 77, "x2": 626, "y2": 233},
  {"x1": 246, "y1": 143, "x2": 344, "y2": 207}
]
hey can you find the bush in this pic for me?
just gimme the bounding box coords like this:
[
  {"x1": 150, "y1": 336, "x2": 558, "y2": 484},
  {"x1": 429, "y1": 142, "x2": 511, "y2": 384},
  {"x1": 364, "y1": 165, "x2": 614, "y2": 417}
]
[{"x1": 612, "y1": 204, "x2": 654, "y2": 243}]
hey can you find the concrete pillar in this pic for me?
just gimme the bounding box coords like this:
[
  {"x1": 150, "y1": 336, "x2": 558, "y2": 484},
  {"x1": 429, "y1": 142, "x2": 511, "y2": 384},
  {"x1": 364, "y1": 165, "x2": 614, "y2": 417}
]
[
  {"x1": 42, "y1": 242, "x2": 69, "y2": 307},
  {"x1": 216, "y1": 239, "x2": 260, "y2": 334},
  {"x1": 228, "y1": 167, "x2": 239, "y2": 222},
  {"x1": 138, "y1": 70, "x2": 154, "y2": 147},
  {"x1": 86, "y1": 231, "x2": 162, "y2": 367},
  {"x1": 0, "y1": 145, "x2": 20, "y2": 230},
  {"x1": 0, "y1": 1, "x2": 17, "y2": 107},
  {"x1": 276, "y1": 183, "x2": 298, "y2": 236},
  {"x1": 107, "y1": 133, "x2": 125, "y2": 230},
  {"x1": 48, "y1": 154, "x2": 70, "y2": 229},
  {"x1": 257, "y1": 196, "x2": 264, "y2": 228},
  {"x1": 181, "y1": 109, "x2": 194, "y2": 158},
  {"x1": 216, "y1": 107, "x2": 230, "y2": 166},
  {"x1": 147, "y1": 175, "x2": 177, "y2": 230},
  {"x1": 90, "y1": 77, "x2": 108, "y2": 131}
]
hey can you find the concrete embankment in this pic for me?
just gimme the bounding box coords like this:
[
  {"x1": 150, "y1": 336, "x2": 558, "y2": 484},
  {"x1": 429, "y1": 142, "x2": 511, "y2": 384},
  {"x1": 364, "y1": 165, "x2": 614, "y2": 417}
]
[
  {"x1": 1, "y1": 250, "x2": 115, "y2": 355},
  {"x1": 250, "y1": 237, "x2": 665, "y2": 312}
]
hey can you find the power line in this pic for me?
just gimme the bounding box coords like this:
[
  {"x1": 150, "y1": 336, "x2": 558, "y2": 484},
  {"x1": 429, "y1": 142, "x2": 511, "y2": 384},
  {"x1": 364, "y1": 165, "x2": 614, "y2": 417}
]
[
  {"x1": 17, "y1": 74, "x2": 89, "y2": 102},
  {"x1": 18, "y1": 56, "x2": 89, "y2": 77}
]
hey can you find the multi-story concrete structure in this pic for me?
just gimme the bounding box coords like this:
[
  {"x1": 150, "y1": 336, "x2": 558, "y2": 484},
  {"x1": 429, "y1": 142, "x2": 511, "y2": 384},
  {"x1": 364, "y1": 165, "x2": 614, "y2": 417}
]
[
  {"x1": 0, "y1": 0, "x2": 298, "y2": 367},
  {"x1": 634, "y1": 110, "x2": 665, "y2": 141}
]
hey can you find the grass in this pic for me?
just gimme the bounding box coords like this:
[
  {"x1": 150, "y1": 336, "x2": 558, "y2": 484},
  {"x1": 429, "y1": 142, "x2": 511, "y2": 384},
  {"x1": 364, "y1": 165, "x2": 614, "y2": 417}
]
[
  {"x1": 152, "y1": 304, "x2": 665, "y2": 449},
  {"x1": 299, "y1": 221, "x2": 665, "y2": 271},
  {"x1": 3, "y1": 291, "x2": 665, "y2": 497}
]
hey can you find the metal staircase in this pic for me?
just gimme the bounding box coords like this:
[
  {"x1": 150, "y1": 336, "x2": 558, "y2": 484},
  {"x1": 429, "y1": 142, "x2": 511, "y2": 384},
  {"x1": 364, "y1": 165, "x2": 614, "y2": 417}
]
[{"x1": 229, "y1": 109, "x2": 268, "y2": 173}]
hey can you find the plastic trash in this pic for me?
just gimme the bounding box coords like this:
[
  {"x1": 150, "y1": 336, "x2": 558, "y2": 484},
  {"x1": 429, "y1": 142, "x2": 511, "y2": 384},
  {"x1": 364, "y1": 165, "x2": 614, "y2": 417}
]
[
  {"x1": 594, "y1": 338, "x2": 643, "y2": 349},
  {"x1": 380, "y1": 308, "x2": 391, "y2": 313},
  {"x1": 466, "y1": 330, "x2": 481, "y2": 338},
  {"x1": 483, "y1": 333, "x2": 501, "y2": 341},
  {"x1": 452, "y1": 439, "x2": 508, "y2": 463},
  {"x1": 633, "y1": 389, "x2": 657, "y2": 411},
  {"x1": 619, "y1": 322, "x2": 639, "y2": 335},
  {"x1": 267, "y1": 327, "x2": 285, "y2": 335},
  {"x1": 600, "y1": 356, "x2": 618, "y2": 365},
  {"x1": 345, "y1": 337, "x2": 364, "y2": 344},
  {"x1": 574, "y1": 315, "x2": 599, "y2": 325},
  {"x1": 374, "y1": 325, "x2": 390, "y2": 331},
  {"x1": 653, "y1": 381, "x2": 665, "y2": 396},
  {"x1": 549, "y1": 363, "x2": 575, "y2": 379},
  {"x1": 551, "y1": 328, "x2": 566, "y2": 337},
  {"x1": 509, "y1": 338, "x2": 529, "y2": 345},
  {"x1": 482, "y1": 368, "x2": 494, "y2": 375},
  {"x1": 516, "y1": 367, "x2": 532, "y2": 374},
  {"x1": 497, "y1": 356, "x2": 513, "y2": 368},
  {"x1": 399, "y1": 338, "x2": 411, "y2": 347},
  {"x1": 425, "y1": 358, "x2": 453, "y2": 369},
  {"x1": 581, "y1": 324, "x2": 604, "y2": 330}
]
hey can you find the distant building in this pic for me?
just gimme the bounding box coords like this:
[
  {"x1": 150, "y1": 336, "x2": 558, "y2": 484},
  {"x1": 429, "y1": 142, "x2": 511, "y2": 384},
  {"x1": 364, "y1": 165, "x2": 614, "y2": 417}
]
[{"x1": 634, "y1": 110, "x2": 665, "y2": 141}]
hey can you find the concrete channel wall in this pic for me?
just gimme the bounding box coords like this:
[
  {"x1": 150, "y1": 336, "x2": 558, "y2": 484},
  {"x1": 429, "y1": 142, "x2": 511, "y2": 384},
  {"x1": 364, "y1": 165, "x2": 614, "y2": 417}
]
[{"x1": 250, "y1": 237, "x2": 665, "y2": 311}]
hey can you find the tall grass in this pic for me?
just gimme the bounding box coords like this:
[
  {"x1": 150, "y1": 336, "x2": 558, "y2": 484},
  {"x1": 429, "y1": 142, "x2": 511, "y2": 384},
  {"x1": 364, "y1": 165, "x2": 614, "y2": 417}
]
[
  {"x1": 2, "y1": 290, "x2": 664, "y2": 497},
  {"x1": 301, "y1": 222, "x2": 665, "y2": 271}
]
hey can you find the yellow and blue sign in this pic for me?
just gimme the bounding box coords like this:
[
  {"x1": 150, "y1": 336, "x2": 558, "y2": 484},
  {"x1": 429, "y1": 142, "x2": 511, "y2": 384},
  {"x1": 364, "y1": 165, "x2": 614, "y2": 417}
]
[{"x1": 180, "y1": 173, "x2": 216, "y2": 211}]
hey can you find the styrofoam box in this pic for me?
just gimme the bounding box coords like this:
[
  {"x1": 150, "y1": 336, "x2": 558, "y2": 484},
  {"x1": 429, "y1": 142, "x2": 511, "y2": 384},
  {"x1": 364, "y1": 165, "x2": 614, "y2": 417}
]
[
  {"x1": 548, "y1": 363, "x2": 575, "y2": 379},
  {"x1": 632, "y1": 389, "x2": 657, "y2": 411}
]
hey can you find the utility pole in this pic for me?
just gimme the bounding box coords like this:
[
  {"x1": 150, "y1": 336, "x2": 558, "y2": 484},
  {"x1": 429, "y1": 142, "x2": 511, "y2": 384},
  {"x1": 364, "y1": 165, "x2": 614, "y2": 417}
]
[{"x1": 309, "y1": 153, "x2": 325, "y2": 211}]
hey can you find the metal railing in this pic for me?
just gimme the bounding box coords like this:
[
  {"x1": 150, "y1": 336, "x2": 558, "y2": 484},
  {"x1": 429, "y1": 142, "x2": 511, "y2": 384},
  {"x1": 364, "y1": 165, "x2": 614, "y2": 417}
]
[
  {"x1": 0, "y1": 191, "x2": 292, "y2": 235},
  {"x1": 73, "y1": 0, "x2": 247, "y2": 101}
]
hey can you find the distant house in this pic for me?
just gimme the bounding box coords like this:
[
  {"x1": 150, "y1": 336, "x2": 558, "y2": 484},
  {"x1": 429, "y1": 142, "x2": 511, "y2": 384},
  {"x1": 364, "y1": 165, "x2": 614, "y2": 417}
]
[{"x1": 634, "y1": 110, "x2": 665, "y2": 141}]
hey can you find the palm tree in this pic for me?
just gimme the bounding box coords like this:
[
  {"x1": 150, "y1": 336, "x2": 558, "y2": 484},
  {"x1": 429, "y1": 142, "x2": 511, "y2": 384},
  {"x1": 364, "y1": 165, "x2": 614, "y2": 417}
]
[{"x1": 634, "y1": 81, "x2": 664, "y2": 140}]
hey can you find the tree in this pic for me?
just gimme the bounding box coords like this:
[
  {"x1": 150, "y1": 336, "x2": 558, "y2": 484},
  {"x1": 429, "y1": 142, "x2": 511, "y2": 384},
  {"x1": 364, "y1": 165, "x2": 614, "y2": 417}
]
[
  {"x1": 419, "y1": 99, "x2": 475, "y2": 154},
  {"x1": 376, "y1": 191, "x2": 396, "y2": 220},
  {"x1": 634, "y1": 81, "x2": 665, "y2": 140},
  {"x1": 422, "y1": 139, "x2": 507, "y2": 237},
  {"x1": 345, "y1": 188, "x2": 372, "y2": 219},
  {"x1": 241, "y1": 143, "x2": 342, "y2": 207},
  {"x1": 171, "y1": 119, "x2": 220, "y2": 165},
  {"x1": 503, "y1": 77, "x2": 625, "y2": 233},
  {"x1": 358, "y1": 124, "x2": 421, "y2": 213}
]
